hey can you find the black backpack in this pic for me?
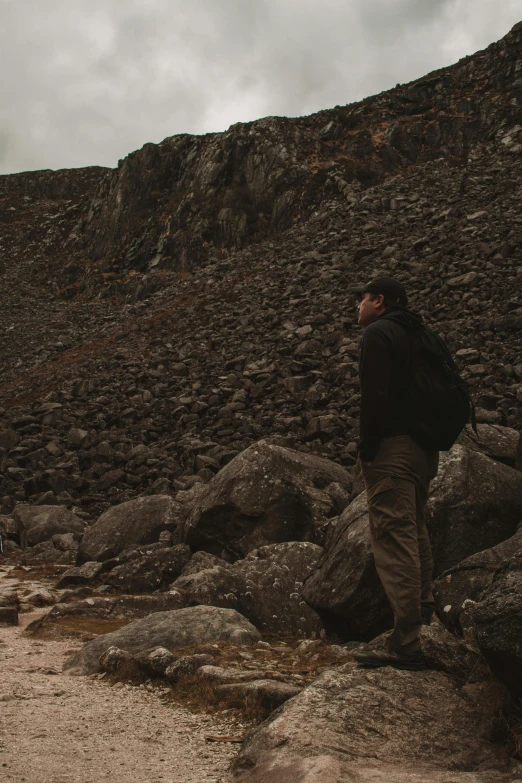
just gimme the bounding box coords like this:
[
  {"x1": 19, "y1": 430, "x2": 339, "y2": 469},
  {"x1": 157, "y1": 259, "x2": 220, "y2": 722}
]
[{"x1": 402, "y1": 325, "x2": 476, "y2": 451}]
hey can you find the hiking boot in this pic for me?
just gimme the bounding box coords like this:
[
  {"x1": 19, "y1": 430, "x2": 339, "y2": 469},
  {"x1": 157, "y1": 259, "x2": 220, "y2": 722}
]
[{"x1": 354, "y1": 648, "x2": 427, "y2": 671}]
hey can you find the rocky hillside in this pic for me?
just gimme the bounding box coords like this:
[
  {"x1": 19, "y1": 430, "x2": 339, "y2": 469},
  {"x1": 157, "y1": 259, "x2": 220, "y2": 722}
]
[
  {"x1": 75, "y1": 18, "x2": 522, "y2": 278},
  {"x1": 0, "y1": 22, "x2": 521, "y2": 517}
]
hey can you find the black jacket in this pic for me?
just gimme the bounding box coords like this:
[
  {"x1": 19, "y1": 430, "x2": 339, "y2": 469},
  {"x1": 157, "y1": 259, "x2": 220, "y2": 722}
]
[{"x1": 357, "y1": 306, "x2": 424, "y2": 461}]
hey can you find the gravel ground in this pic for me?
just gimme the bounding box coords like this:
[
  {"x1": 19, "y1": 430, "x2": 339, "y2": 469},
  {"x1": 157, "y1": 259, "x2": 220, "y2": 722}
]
[{"x1": 0, "y1": 607, "x2": 242, "y2": 783}]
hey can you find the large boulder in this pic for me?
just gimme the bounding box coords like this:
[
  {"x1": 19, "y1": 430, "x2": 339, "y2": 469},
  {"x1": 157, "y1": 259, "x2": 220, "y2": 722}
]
[
  {"x1": 173, "y1": 542, "x2": 324, "y2": 637},
  {"x1": 423, "y1": 529, "x2": 522, "y2": 699},
  {"x1": 425, "y1": 445, "x2": 522, "y2": 574},
  {"x1": 77, "y1": 495, "x2": 187, "y2": 564},
  {"x1": 232, "y1": 542, "x2": 323, "y2": 637},
  {"x1": 63, "y1": 605, "x2": 261, "y2": 675},
  {"x1": 230, "y1": 664, "x2": 510, "y2": 783},
  {"x1": 457, "y1": 423, "x2": 521, "y2": 468},
  {"x1": 474, "y1": 554, "x2": 522, "y2": 697},
  {"x1": 14, "y1": 505, "x2": 86, "y2": 549},
  {"x1": 433, "y1": 527, "x2": 522, "y2": 637},
  {"x1": 104, "y1": 544, "x2": 191, "y2": 592},
  {"x1": 182, "y1": 441, "x2": 352, "y2": 561},
  {"x1": 303, "y1": 446, "x2": 522, "y2": 641},
  {"x1": 302, "y1": 492, "x2": 392, "y2": 640}
]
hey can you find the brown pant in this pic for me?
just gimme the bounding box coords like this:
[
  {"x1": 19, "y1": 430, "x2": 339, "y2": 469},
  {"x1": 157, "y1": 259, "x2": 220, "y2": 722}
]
[{"x1": 361, "y1": 435, "x2": 439, "y2": 654}]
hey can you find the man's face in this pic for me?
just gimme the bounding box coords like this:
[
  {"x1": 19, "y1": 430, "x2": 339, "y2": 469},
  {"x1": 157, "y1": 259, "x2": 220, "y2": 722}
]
[{"x1": 357, "y1": 292, "x2": 384, "y2": 327}]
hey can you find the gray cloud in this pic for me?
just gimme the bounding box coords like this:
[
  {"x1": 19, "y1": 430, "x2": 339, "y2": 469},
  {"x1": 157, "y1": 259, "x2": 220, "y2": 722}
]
[{"x1": 0, "y1": 0, "x2": 520, "y2": 174}]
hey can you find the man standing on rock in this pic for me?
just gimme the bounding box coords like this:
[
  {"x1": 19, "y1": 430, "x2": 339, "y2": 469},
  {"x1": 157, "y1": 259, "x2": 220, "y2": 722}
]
[{"x1": 351, "y1": 277, "x2": 439, "y2": 671}]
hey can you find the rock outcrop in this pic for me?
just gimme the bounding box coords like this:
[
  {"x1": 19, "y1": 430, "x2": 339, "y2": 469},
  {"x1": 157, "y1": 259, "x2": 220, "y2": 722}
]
[
  {"x1": 63, "y1": 605, "x2": 261, "y2": 675},
  {"x1": 302, "y1": 491, "x2": 390, "y2": 639},
  {"x1": 14, "y1": 505, "x2": 86, "y2": 549},
  {"x1": 173, "y1": 541, "x2": 324, "y2": 636},
  {"x1": 433, "y1": 527, "x2": 522, "y2": 637},
  {"x1": 457, "y1": 423, "x2": 521, "y2": 468},
  {"x1": 425, "y1": 446, "x2": 522, "y2": 574},
  {"x1": 74, "y1": 23, "x2": 522, "y2": 286},
  {"x1": 183, "y1": 441, "x2": 352, "y2": 560},
  {"x1": 103, "y1": 543, "x2": 191, "y2": 592},
  {"x1": 474, "y1": 555, "x2": 522, "y2": 696},
  {"x1": 77, "y1": 495, "x2": 187, "y2": 563},
  {"x1": 230, "y1": 664, "x2": 510, "y2": 783}
]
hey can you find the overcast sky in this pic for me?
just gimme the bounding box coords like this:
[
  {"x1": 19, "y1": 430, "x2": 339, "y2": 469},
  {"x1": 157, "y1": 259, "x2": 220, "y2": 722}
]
[{"x1": 0, "y1": 0, "x2": 520, "y2": 175}]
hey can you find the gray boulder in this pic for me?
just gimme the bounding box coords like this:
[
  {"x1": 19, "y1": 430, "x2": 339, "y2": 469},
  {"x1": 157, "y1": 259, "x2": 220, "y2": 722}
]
[
  {"x1": 173, "y1": 542, "x2": 324, "y2": 637},
  {"x1": 183, "y1": 441, "x2": 352, "y2": 561},
  {"x1": 425, "y1": 445, "x2": 522, "y2": 574},
  {"x1": 164, "y1": 654, "x2": 214, "y2": 682},
  {"x1": 63, "y1": 605, "x2": 261, "y2": 675},
  {"x1": 457, "y1": 423, "x2": 521, "y2": 468},
  {"x1": 52, "y1": 532, "x2": 80, "y2": 553},
  {"x1": 77, "y1": 495, "x2": 187, "y2": 563},
  {"x1": 104, "y1": 544, "x2": 191, "y2": 592},
  {"x1": 97, "y1": 541, "x2": 167, "y2": 573},
  {"x1": 474, "y1": 554, "x2": 522, "y2": 696},
  {"x1": 301, "y1": 492, "x2": 392, "y2": 640},
  {"x1": 134, "y1": 647, "x2": 178, "y2": 676},
  {"x1": 0, "y1": 515, "x2": 17, "y2": 541},
  {"x1": 230, "y1": 665, "x2": 510, "y2": 783},
  {"x1": 433, "y1": 527, "x2": 522, "y2": 637},
  {"x1": 21, "y1": 540, "x2": 77, "y2": 565},
  {"x1": 99, "y1": 646, "x2": 136, "y2": 675},
  {"x1": 14, "y1": 505, "x2": 86, "y2": 549},
  {"x1": 232, "y1": 542, "x2": 323, "y2": 636}
]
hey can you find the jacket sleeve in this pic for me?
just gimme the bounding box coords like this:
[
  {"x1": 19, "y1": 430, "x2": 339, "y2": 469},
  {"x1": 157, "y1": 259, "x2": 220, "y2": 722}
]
[{"x1": 357, "y1": 324, "x2": 393, "y2": 461}]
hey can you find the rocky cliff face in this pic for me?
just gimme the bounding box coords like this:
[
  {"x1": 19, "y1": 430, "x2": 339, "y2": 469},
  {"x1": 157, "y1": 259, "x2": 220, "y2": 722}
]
[
  {"x1": 72, "y1": 21, "x2": 522, "y2": 279},
  {"x1": 0, "y1": 23, "x2": 520, "y2": 514}
]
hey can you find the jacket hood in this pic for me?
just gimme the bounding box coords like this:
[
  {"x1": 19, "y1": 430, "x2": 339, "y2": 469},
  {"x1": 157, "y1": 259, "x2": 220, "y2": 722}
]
[{"x1": 378, "y1": 306, "x2": 424, "y2": 332}]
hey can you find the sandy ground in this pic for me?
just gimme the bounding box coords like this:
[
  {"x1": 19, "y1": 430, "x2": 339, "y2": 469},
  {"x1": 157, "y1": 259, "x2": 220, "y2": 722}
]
[{"x1": 0, "y1": 609, "x2": 242, "y2": 783}]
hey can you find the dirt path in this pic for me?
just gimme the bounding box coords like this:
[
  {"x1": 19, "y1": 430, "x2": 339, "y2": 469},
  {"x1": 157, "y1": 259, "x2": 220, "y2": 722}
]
[{"x1": 0, "y1": 609, "x2": 241, "y2": 783}]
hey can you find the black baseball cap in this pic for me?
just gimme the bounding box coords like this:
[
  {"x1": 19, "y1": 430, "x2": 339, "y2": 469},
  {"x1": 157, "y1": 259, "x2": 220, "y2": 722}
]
[{"x1": 351, "y1": 276, "x2": 408, "y2": 305}]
